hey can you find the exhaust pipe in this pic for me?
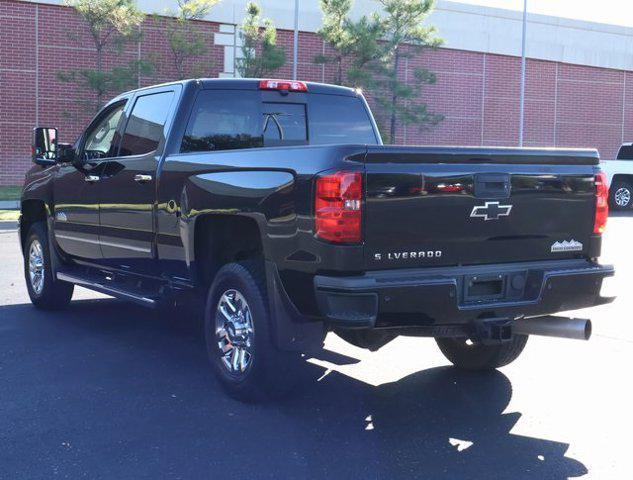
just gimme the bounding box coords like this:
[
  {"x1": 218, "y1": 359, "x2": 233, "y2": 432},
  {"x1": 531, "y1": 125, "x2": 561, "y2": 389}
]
[{"x1": 513, "y1": 316, "x2": 592, "y2": 341}]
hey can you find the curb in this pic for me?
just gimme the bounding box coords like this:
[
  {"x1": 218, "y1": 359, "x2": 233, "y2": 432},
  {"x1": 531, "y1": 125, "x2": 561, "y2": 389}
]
[
  {"x1": 0, "y1": 201, "x2": 19, "y2": 210},
  {"x1": 0, "y1": 220, "x2": 18, "y2": 231}
]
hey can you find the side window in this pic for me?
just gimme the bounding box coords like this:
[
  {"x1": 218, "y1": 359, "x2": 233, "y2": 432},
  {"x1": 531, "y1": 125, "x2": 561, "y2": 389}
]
[
  {"x1": 617, "y1": 145, "x2": 633, "y2": 160},
  {"x1": 181, "y1": 91, "x2": 263, "y2": 153},
  {"x1": 83, "y1": 102, "x2": 126, "y2": 160},
  {"x1": 262, "y1": 103, "x2": 307, "y2": 146},
  {"x1": 119, "y1": 91, "x2": 174, "y2": 157}
]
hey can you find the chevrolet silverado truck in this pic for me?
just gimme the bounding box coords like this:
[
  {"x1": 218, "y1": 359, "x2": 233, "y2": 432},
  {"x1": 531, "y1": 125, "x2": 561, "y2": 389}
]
[
  {"x1": 22, "y1": 78, "x2": 614, "y2": 400},
  {"x1": 600, "y1": 142, "x2": 633, "y2": 210}
]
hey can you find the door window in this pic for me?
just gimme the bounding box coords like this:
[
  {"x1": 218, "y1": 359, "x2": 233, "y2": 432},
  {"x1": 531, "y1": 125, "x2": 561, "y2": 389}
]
[
  {"x1": 83, "y1": 102, "x2": 126, "y2": 160},
  {"x1": 119, "y1": 91, "x2": 175, "y2": 157}
]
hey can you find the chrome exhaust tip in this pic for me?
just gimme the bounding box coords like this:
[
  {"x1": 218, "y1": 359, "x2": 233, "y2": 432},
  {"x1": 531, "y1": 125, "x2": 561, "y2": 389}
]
[{"x1": 513, "y1": 316, "x2": 592, "y2": 341}]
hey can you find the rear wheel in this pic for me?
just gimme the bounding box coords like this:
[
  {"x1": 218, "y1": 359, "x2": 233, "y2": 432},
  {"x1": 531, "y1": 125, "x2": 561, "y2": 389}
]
[
  {"x1": 609, "y1": 180, "x2": 633, "y2": 210},
  {"x1": 204, "y1": 261, "x2": 300, "y2": 401},
  {"x1": 24, "y1": 222, "x2": 74, "y2": 310},
  {"x1": 435, "y1": 335, "x2": 528, "y2": 370}
]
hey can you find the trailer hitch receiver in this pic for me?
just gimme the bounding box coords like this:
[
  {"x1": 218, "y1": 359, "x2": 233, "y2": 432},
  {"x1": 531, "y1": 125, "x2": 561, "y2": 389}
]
[{"x1": 473, "y1": 318, "x2": 513, "y2": 344}]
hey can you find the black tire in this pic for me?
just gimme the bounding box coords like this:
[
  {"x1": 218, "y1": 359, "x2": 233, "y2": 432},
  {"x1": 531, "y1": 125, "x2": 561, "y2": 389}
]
[
  {"x1": 204, "y1": 261, "x2": 300, "y2": 402},
  {"x1": 24, "y1": 222, "x2": 74, "y2": 310},
  {"x1": 435, "y1": 335, "x2": 528, "y2": 371},
  {"x1": 609, "y1": 180, "x2": 633, "y2": 210}
]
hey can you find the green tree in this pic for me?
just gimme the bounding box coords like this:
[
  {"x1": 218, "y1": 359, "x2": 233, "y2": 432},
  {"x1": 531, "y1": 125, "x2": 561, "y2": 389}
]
[
  {"x1": 315, "y1": 0, "x2": 383, "y2": 87},
  {"x1": 343, "y1": 14, "x2": 384, "y2": 88},
  {"x1": 165, "y1": 0, "x2": 221, "y2": 79},
  {"x1": 373, "y1": 0, "x2": 444, "y2": 143},
  {"x1": 236, "y1": 2, "x2": 285, "y2": 78},
  {"x1": 316, "y1": 0, "x2": 443, "y2": 143},
  {"x1": 60, "y1": 0, "x2": 150, "y2": 109},
  {"x1": 315, "y1": 0, "x2": 352, "y2": 85}
]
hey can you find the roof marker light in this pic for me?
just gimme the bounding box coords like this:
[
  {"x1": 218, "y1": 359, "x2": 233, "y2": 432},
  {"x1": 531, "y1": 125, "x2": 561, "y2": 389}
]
[{"x1": 259, "y1": 79, "x2": 308, "y2": 92}]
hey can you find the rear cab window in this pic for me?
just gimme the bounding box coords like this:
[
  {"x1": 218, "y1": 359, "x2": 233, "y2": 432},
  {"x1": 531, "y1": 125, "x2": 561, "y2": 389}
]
[
  {"x1": 180, "y1": 89, "x2": 378, "y2": 153},
  {"x1": 263, "y1": 102, "x2": 307, "y2": 146},
  {"x1": 308, "y1": 95, "x2": 377, "y2": 145}
]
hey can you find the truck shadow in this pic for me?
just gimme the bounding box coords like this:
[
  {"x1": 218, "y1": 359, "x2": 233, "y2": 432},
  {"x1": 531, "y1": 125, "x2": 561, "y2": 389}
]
[
  {"x1": 0, "y1": 299, "x2": 587, "y2": 479},
  {"x1": 288, "y1": 366, "x2": 586, "y2": 479}
]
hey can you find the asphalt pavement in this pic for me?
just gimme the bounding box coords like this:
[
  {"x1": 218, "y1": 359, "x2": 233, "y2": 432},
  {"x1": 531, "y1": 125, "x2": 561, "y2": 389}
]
[{"x1": 0, "y1": 217, "x2": 632, "y2": 479}]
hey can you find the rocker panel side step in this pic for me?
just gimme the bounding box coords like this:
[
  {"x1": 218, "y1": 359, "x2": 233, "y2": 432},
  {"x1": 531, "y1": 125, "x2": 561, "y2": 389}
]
[{"x1": 57, "y1": 270, "x2": 162, "y2": 307}]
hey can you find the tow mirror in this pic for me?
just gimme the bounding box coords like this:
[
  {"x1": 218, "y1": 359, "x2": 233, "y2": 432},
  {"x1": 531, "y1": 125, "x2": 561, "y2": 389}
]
[{"x1": 32, "y1": 127, "x2": 58, "y2": 165}]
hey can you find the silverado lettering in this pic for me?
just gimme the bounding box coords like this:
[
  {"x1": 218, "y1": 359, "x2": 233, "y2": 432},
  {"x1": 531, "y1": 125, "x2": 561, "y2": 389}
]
[{"x1": 374, "y1": 251, "x2": 443, "y2": 261}]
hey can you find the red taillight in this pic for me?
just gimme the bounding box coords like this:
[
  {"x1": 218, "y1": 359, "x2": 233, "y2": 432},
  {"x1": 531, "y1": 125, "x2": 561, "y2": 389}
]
[
  {"x1": 315, "y1": 171, "x2": 362, "y2": 243},
  {"x1": 594, "y1": 171, "x2": 608, "y2": 234},
  {"x1": 259, "y1": 79, "x2": 308, "y2": 92}
]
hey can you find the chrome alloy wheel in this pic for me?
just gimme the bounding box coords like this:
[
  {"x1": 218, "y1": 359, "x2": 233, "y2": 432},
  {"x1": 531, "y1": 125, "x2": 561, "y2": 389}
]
[
  {"x1": 215, "y1": 289, "x2": 254, "y2": 375},
  {"x1": 28, "y1": 239, "x2": 45, "y2": 295},
  {"x1": 615, "y1": 187, "x2": 631, "y2": 207}
]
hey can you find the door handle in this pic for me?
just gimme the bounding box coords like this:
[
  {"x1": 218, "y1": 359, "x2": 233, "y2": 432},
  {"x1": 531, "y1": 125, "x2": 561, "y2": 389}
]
[
  {"x1": 85, "y1": 175, "x2": 100, "y2": 183},
  {"x1": 134, "y1": 174, "x2": 153, "y2": 183}
]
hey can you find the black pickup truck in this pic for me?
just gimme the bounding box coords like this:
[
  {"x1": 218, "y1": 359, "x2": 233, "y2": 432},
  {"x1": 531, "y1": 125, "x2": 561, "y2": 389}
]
[{"x1": 22, "y1": 78, "x2": 614, "y2": 400}]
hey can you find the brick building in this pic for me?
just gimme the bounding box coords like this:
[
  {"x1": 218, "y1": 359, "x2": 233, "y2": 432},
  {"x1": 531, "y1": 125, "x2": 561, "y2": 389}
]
[{"x1": 2, "y1": 0, "x2": 633, "y2": 185}]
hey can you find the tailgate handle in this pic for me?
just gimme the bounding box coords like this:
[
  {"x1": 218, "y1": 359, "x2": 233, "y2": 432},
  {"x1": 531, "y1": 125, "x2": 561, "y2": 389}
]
[{"x1": 474, "y1": 173, "x2": 510, "y2": 198}]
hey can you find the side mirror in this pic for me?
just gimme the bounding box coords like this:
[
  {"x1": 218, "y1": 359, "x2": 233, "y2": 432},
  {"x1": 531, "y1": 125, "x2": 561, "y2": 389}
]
[{"x1": 32, "y1": 127, "x2": 58, "y2": 165}]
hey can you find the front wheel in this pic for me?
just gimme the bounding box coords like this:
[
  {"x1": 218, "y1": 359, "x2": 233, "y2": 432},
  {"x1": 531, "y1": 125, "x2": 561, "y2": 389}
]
[
  {"x1": 609, "y1": 180, "x2": 633, "y2": 210},
  {"x1": 204, "y1": 261, "x2": 300, "y2": 401},
  {"x1": 24, "y1": 222, "x2": 74, "y2": 310},
  {"x1": 435, "y1": 335, "x2": 528, "y2": 370}
]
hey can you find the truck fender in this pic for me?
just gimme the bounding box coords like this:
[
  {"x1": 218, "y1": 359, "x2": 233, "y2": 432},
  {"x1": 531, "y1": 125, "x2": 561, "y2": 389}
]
[{"x1": 180, "y1": 170, "x2": 297, "y2": 266}]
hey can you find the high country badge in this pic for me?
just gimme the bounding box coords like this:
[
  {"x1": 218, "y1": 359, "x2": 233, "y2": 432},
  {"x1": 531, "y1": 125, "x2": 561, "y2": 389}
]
[{"x1": 551, "y1": 240, "x2": 583, "y2": 253}]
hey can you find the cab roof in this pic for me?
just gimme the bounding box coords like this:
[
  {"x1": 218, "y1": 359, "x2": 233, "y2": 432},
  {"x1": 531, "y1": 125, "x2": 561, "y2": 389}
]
[{"x1": 119, "y1": 78, "x2": 359, "y2": 98}]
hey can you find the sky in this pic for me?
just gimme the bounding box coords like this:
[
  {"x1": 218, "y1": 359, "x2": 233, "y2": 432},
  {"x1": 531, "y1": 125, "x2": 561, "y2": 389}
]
[{"x1": 455, "y1": 0, "x2": 633, "y2": 27}]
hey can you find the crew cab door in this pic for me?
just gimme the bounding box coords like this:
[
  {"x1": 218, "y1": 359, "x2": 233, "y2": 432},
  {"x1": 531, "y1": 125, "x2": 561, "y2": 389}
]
[
  {"x1": 96, "y1": 86, "x2": 178, "y2": 273},
  {"x1": 53, "y1": 100, "x2": 127, "y2": 260}
]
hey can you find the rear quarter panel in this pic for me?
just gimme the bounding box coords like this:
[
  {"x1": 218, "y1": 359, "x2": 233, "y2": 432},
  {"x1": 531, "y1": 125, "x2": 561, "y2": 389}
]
[{"x1": 155, "y1": 145, "x2": 368, "y2": 282}]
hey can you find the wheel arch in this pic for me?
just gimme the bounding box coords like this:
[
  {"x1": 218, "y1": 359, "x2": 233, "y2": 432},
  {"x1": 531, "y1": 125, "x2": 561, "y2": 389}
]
[
  {"x1": 193, "y1": 214, "x2": 265, "y2": 288},
  {"x1": 181, "y1": 169, "x2": 296, "y2": 287},
  {"x1": 611, "y1": 174, "x2": 633, "y2": 187},
  {"x1": 20, "y1": 199, "x2": 49, "y2": 249},
  {"x1": 609, "y1": 175, "x2": 633, "y2": 209}
]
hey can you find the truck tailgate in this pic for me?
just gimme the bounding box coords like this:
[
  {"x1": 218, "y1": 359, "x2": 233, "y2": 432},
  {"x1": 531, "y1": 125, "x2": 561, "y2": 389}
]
[{"x1": 363, "y1": 146, "x2": 599, "y2": 270}]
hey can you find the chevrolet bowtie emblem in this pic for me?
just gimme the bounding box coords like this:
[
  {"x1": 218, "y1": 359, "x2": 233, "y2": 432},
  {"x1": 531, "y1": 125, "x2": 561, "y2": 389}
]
[{"x1": 470, "y1": 201, "x2": 512, "y2": 221}]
